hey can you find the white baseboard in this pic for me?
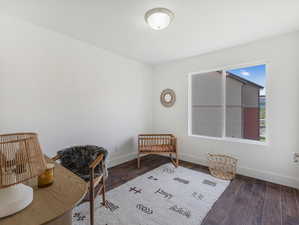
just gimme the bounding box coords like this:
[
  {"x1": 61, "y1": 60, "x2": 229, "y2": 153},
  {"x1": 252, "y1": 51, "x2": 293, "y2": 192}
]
[
  {"x1": 108, "y1": 152, "x2": 137, "y2": 168},
  {"x1": 180, "y1": 153, "x2": 299, "y2": 189},
  {"x1": 106, "y1": 151, "x2": 299, "y2": 189}
]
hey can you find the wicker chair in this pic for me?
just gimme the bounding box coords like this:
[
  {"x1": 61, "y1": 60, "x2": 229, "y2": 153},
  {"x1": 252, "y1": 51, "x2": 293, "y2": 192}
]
[
  {"x1": 137, "y1": 134, "x2": 178, "y2": 168},
  {"x1": 52, "y1": 145, "x2": 108, "y2": 225}
]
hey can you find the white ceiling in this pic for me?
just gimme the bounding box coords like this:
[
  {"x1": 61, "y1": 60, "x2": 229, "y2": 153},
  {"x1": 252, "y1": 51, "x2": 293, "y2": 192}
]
[{"x1": 1, "y1": 0, "x2": 299, "y2": 64}]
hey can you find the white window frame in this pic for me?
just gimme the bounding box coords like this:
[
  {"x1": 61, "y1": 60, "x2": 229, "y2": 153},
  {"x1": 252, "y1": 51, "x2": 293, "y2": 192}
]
[{"x1": 187, "y1": 61, "x2": 268, "y2": 146}]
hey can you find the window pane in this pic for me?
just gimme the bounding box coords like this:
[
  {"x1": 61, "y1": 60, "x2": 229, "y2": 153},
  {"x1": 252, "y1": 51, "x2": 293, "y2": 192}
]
[
  {"x1": 191, "y1": 71, "x2": 223, "y2": 137},
  {"x1": 226, "y1": 76, "x2": 243, "y2": 138},
  {"x1": 226, "y1": 65, "x2": 266, "y2": 141}
]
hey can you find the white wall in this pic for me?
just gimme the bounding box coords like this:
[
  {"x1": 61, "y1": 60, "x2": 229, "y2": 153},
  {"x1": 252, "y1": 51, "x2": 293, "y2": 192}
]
[
  {"x1": 1, "y1": 15, "x2": 299, "y2": 189},
  {"x1": 0, "y1": 15, "x2": 153, "y2": 166},
  {"x1": 152, "y1": 31, "x2": 299, "y2": 188}
]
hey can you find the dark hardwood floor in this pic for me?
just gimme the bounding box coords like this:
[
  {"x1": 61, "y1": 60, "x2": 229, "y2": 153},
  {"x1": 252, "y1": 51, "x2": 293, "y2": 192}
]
[{"x1": 106, "y1": 154, "x2": 299, "y2": 225}]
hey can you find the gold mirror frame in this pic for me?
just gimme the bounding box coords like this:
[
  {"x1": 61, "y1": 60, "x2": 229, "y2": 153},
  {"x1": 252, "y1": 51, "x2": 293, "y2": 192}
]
[{"x1": 160, "y1": 89, "x2": 176, "y2": 107}]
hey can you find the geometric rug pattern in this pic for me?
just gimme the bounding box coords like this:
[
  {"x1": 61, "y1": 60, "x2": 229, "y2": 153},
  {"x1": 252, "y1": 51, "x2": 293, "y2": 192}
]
[{"x1": 72, "y1": 163, "x2": 230, "y2": 225}]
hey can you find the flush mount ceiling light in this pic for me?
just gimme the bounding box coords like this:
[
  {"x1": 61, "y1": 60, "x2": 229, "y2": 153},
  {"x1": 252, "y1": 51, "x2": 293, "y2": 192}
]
[{"x1": 145, "y1": 8, "x2": 174, "y2": 30}]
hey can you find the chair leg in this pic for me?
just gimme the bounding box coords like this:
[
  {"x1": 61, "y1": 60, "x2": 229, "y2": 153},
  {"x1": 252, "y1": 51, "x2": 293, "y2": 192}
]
[
  {"x1": 89, "y1": 182, "x2": 94, "y2": 225},
  {"x1": 176, "y1": 152, "x2": 179, "y2": 167},
  {"x1": 102, "y1": 177, "x2": 106, "y2": 206},
  {"x1": 137, "y1": 153, "x2": 141, "y2": 168}
]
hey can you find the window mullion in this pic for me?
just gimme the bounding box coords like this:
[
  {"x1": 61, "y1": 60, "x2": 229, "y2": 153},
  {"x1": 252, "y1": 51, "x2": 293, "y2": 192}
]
[{"x1": 222, "y1": 70, "x2": 226, "y2": 138}]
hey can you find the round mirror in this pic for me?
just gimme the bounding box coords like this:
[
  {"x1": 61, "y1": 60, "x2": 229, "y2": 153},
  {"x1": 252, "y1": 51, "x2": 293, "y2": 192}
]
[
  {"x1": 160, "y1": 89, "x2": 176, "y2": 107},
  {"x1": 164, "y1": 93, "x2": 172, "y2": 102}
]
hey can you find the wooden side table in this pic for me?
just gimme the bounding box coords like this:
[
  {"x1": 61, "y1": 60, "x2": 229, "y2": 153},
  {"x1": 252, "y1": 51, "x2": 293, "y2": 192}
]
[{"x1": 1, "y1": 157, "x2": 88, "y2": 225}]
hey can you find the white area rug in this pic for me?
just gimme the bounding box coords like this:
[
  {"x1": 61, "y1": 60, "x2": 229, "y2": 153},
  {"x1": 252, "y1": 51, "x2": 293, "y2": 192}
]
[{"x1": 73, "y1": 163, "x2": 230, "y2": 225}]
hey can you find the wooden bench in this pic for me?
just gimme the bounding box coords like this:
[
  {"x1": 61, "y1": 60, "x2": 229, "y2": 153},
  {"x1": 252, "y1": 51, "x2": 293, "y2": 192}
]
[{"x1": 137, "y1": 134, "x2": 178, "y2": 168}]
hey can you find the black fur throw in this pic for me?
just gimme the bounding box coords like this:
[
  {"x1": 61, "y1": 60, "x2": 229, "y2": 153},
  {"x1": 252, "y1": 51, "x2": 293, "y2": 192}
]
[{"x1": 57, "y1": 145, "x2": 108, "y2": 181}]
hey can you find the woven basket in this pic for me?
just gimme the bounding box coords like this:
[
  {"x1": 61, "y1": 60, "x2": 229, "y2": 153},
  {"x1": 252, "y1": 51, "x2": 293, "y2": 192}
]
[{"x1": 207, "y1": 154, "x2": 238, "y2": 180}]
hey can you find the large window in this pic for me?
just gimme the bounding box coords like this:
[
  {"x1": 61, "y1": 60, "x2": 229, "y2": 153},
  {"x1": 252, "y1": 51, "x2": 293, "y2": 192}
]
[{"x1": 189, "y1": 64, "x2": 266, "y2": 142}]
